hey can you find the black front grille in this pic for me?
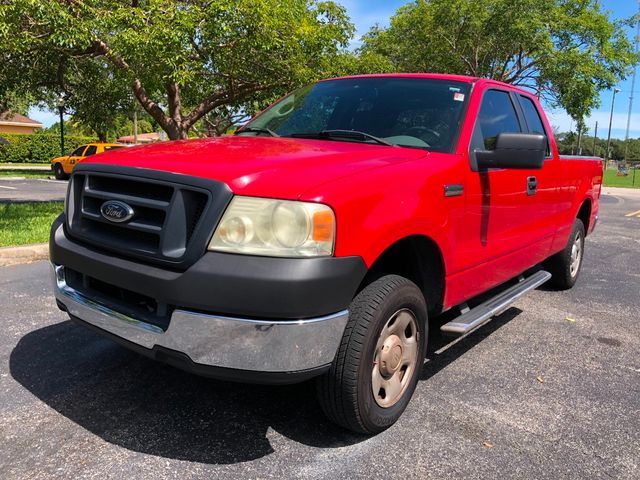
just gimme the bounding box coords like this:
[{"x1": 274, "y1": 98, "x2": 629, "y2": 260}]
[
  {"x1": 65, "y1": 267, "x2": 172, "y2": 330},
  {"x1": 66, "y1": 165, "x2": 232, "y2": 269}
]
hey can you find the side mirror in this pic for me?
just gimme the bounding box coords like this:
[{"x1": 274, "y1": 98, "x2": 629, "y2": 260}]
[{"x1": 475, "y1": 133, "x2": 546, "y2": 170}]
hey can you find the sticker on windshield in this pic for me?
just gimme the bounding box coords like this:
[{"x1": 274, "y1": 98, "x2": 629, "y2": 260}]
[
  {"x1": 449, "y1": 87, "x2": 461, "y2": 92},
  {"x1": 453, "y1": 92, "x2": 465, "y2": 102}
]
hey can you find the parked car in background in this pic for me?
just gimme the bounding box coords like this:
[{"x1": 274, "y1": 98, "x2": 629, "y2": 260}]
[
  {"x1": 51, "y1": 143, "x2": 124, "y2": 180},
  {"x1": 50, "y1": 74, "x2": 602, "y2": 434}
]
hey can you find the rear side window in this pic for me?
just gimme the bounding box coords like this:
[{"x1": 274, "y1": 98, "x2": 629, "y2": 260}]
[
  {"x1": 476, "y1": 90, "x2": 521, "y2": 150},
  {"x1": 84, "y1": 145, "x2": 98, "y2": 156},
  {"x1": 520, "y1": 95, "x2": 550, "y2": 156}
]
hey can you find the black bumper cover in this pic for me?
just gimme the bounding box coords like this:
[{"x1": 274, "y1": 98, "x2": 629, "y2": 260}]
[{"x1": 50, "y1": 215, "x2": 368, "y2": 320}]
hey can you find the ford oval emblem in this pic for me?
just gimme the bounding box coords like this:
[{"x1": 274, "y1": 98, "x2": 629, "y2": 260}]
[{"x1": 100, "y1": 200, "x2": 134, "y2": 223}]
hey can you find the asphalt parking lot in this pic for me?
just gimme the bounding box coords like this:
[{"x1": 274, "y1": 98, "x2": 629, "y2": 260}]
[
  {"x1": 0, "y1": 178, "x2": 67, "y2": 203},
  {"x1": 0, "y1": 189, "x2": 638, "y2": 479}
]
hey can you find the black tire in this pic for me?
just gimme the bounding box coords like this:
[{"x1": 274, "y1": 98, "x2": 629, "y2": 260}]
[
  {"x1": 317, "y1": 274, "x2": 427, "y2": 434},
  {"x1": 54, "y1": 163, "x2": 68, "y2": 180},
  {"x1": 545, "y1": 218, "x2": 586, "y2": 290}
]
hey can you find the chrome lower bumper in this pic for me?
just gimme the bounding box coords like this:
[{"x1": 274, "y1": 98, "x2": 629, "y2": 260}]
[{"x1": 52, "y1": 265, "x2": 348, "y2": 373}]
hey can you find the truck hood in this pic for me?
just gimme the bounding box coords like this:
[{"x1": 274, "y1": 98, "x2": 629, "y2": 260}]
[{"x1": 86, "y1": 136, "x2": 426, "y2": 199}]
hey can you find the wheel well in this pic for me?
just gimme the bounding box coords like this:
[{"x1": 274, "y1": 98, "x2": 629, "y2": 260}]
[
  {"x1": 577, "y1": 199, "x2": 592, "y2": 232},
  {"x1": 359, "y1": 235, "x2": 445, "y2": 315}
]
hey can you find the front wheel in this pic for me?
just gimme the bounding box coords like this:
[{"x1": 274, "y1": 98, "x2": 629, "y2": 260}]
[
  {"x1": 317, "y1": 274, "x2": 427, "y2": 434},
  {"x1": 53, "y1": 163, "x2": 68, "y2": 180}
]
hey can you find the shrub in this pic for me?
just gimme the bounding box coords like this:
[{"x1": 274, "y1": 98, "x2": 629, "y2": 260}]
[{"x1": 0, "y1": 132, "x2": 96, "y2": 163}]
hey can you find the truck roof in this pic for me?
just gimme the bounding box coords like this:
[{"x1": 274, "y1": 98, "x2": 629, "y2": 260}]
[
  {"x1": 321, "y1": 72, "x2": 479, "y2": 83},
  {"x1": 320, "y1": 73, "x2": 535, "y2": 96}
]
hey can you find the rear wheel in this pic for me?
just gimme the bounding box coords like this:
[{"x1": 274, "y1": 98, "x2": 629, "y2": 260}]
[
  {"x1": 53, "y1": 163, "x2": 68, "y2": 180},
  {"x1": 545, "y1": 218, "x2": 585, "y2": 290},
  {"x1": 316, "y1": 274, "x2": 427, "y2": 434}
]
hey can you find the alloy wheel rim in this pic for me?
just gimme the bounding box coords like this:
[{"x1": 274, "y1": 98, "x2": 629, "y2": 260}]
[
  {"x1": 570, "y1": 232, "x2": 583, "y2": 278},
  {"x1": 372, "y1": 309, "x2": 419, "y2": 408}
]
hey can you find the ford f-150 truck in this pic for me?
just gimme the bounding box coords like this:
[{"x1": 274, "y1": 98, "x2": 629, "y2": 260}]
[{"x1": 50, "y1": 74, "x2": 602, "y2": 434}]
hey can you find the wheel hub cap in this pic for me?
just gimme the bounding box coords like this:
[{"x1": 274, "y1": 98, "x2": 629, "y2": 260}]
[
  {"x1": 372, "y1": 309, "x2": 419, "y2": 408},
  {"x1": 379, "y1": 336, "x2": 403, "y2": 376}
]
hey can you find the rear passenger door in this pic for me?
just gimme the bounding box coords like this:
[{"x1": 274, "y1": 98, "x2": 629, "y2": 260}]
[
  {"x1": 515, "y1": 93, "x2": 559, "y2": 242},
  {"x1": 461, "y1": 89, "x2": 554, "y2": 279}
]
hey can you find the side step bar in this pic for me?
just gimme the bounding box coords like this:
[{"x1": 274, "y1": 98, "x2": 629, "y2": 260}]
[{"x1": 440, "y1": 270, "x2": 552, "y2": 335}]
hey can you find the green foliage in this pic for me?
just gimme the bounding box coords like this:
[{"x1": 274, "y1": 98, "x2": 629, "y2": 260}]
[
  {"x1": 0, "y1": 202, "x2": 64, "y2": 247},
  {"x1": 0, "y1": 0, "x2": 366, "y2": 140},
  {"x1": 0, "y1": 133, "x2": 96, "y2": 163},
  {"x1": 45, "y1": 115, "x2": 156, "y2": 142},
  {"x1": 555, "y1": 131, "x2": 640, "y2": 161},
  {"x1": 360, "y1": 0, "x2": 638, "y2": 123}
]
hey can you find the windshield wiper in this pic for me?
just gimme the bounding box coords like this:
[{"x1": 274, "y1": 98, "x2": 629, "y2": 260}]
[
  {"x1": 289, "y1": 129, "x2": 395, "y2": 147},
  {"x1": 235, "y1": 127, "x2": 280, "y2": 137}
]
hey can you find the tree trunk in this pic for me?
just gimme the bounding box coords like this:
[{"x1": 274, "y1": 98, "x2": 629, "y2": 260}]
[{"x1": 161, "y1": 119, "x2": 189, "y2": 140}]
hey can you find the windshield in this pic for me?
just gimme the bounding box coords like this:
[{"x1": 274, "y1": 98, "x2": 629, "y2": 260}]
[{"x1": 242, "y1": 77, "x2": 471, "y2": 152}]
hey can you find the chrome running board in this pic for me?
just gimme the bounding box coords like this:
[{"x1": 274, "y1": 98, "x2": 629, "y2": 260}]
[{"x1": 440, "y1": 270, "x2": 551, "y2": 336}]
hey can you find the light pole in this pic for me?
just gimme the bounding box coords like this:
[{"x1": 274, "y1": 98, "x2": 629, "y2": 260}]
[
  {"x1": 605, "y1": 88, "x2": 621, "y2": 165},
  {"x1": 57, "y1": 95, "x2": 65, "y2": 156},
  {"x1": 623, "y1": 2, "x2": 640, "y2": 162}
]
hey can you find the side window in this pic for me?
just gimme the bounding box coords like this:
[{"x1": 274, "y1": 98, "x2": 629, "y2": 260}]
[
  {"x1": 475, "y1": 90, "x2": 522, "y2": 150},
  {"x1": 84, "y1": 145, "x2": 98, "y2": 156},
  {"x1": 519, "y1": 95, "x2": 550, "y2": 156},
  {"x1": 70, "y1": 146, "x2": 87, "y2": 156}
]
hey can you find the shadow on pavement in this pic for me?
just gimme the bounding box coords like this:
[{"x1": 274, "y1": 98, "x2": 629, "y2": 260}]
[
  {"x1": 10, "y1": 308, "x2": 522, "y2": 464},
  {"x1": 423, "y1": 307, "x2": 523, "y2": 381},
  {"x1": 10, "y1": 320, "x2": 364, "y2": 464}
]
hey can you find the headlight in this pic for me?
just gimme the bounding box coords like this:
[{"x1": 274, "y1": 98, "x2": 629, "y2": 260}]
[{"x1": 208, "y1": 196, "x2": 335, "y2": 257}]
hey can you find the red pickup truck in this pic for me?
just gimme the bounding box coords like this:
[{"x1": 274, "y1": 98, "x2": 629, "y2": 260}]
[{"x1": 50, "y1": 74, "x2": 602, "y2": 434}]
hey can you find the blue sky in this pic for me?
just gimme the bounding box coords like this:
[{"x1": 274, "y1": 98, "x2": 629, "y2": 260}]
[{"x1": 30, "y1": 0, "x2": 639, "y2": 139}]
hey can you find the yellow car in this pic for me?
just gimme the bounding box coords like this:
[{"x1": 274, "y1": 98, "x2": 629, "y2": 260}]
[{"x1": 51, "y1": 143, "x2": 124, "y2": 180}]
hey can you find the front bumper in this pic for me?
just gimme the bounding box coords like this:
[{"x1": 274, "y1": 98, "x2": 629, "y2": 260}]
[
  {"x1": 53, "y1": 264, "x2": 349, "y2": 384},
  {"x1": 50, "y1": 216, "x2": 367, "y2": 384}
]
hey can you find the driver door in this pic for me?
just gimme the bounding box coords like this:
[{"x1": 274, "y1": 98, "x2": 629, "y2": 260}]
[{"x1": 64, "y1": 145, "x2": 89, "y2": 174}]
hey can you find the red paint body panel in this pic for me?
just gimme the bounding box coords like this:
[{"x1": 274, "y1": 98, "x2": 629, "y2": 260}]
[
  {"x1": 89, "y1": 136, "x2": 426, "y2": 200},
  {"x1": 85, "y1": 74, "x2": 603, "y2": 312}
]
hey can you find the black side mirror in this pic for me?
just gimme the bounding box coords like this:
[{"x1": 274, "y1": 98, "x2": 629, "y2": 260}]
[{"x1": 475, "y1": 133, "x2": 546, "y2": 170}]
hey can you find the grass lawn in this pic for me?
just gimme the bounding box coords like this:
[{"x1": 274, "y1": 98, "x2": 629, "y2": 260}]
[
  {"x1": 0, "y1": 162, "x2": 50, "y2": 167},
  {"x1": 0, "y1": 169, "x2": 52, "y2": 179},
  {"x1": 603, "y1": 168, "x2": 640, "y2": 188},
  {"x1": 0, "y1": 202, "x2": 63, "y2": 247}
]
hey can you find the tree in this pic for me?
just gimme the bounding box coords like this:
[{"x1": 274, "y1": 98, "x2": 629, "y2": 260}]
[
  {"x1": 0, "y1": 0, "x2": 357, "y2": 140},
  {"x1": 360, "y1": 0, "x2": 638, "y2": 122},
  {"x1": 60, "y1": 62, "x2": 133, "y2": 142},
  {"x1": 45, "y1": 113, "x2": 156, "y2": 142},
  {"x1": 195, "y1": 51, "x2": 395, "y2": 136}
]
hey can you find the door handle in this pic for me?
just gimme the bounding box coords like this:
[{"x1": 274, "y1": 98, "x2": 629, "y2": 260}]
[{"x1": 527, "y1": 176, "x2": 538, "y2": 196}]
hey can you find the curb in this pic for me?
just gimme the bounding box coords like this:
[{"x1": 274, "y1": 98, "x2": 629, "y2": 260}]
[
  {"x1": 0, "y1": 176, "x2": 59, "y2": 181},
  {"x1": 0, "y1": 243, "x2": 49, "y2": 267},
  {"x1": 602, "y1": 187, "x2": 640, "y2": 198}
]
